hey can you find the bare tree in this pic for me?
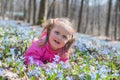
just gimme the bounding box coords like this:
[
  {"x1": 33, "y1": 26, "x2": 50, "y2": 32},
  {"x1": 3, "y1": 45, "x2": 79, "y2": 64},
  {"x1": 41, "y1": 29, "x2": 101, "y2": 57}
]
[
  {"x1": 1, "y1": 0, "x2": 8, "y2": 19},
  {"x1": 105, "y1": 0, "x2": 112, "y2": 37},
  {"x1": 97, "y1": 0, "x2": 101, "y2": 36},
  {"x1": 56, "y1": 1, "x2": 60, "y2": 17},
  {"x1": 37, "y1": 0, "x2": 47, "y2": 25},
  {"x1": 0, "y1": 0, "x2": 1, "y2": 16},
  {"x1": 47, "y1": 0, "x2": 56, "y2": 18},
  {"x1": 62, "y1": 0, "x2": 69, "y2": 17},
  {"x1": 27, "y1": 0, "x2": 31, "y2": 23},
  {"x1": 51, "y1": 0, "x2": 56, "y2": 18},
  {"x1": 118, "y1": 0, "x2": 120, "y2": 40},
  {"x1": 90, "y1": 0, "x2": 95, "y2": 34},
  {"x1": 84, "y1": 0, "x2": 89, "y2": 33},
  {"x1": 69, "y1": 0, "x2": 76, "y2": 19},
  {"x1": 114, "y1": 0, "x2": 119, "y2": 40},
  {"x1": 23, "y1": 0, "x2": 26, "y2": 21},
  {"x1": 33, "y1": 0, "x2": 36, "y2": 24},
  {"x1": 77, "y1": 0, "x2": 84, "y2": 32}
]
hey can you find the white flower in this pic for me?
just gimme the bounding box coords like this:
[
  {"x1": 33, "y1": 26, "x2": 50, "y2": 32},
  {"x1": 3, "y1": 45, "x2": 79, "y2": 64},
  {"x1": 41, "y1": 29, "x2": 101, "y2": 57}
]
[
  {"x1": 66, "y1": 76, "x2": 73, "y2": 80},
  {"x1": 101, "y1": 74, "x2": 107, "y2": 78},
  {"x1": 78, "y1": 74, "x2": 84, "y2": 80},
  {"x1": 56, "y1": 71, "x2": 63, "y2": 79},
  {"x1": 114, "y1": 73, "x2": 120, "y2": 76},
  {"x1": 45, "y1": 68, "x2": 51, "y2": 75},
  {"x1": 46, "y1": 63, "x2": 57, "y2": 69},
  {"x1": 10, "y1": 48, "x2": 15, "y2": 54},
  {"x1": 90, "y1": 71, "x2": 98, "y2": 80},
  {"x1": 59, "y1": 61, "x2": 71, "y2": 69},
  {"x1": 29, "y1": 56, "x2": 34, "y2": 64},
  {"x1": 27, "y1": 66, "x2": 40, "y2": 78},
  {"x1": 0, "y1": 68, "x2": 3, "y2": 76},
  {"x1": 53, "y1": 55, "x2": 60, "y2": 62}
]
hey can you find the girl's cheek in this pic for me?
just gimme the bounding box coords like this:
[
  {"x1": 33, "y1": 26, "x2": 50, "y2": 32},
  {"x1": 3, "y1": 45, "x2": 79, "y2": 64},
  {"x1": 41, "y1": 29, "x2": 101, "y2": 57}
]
[
  {"x1": 63, "y1": 40, "x2": 68, "y2": 44},
  {"x1": 52, "y1": 33, "x2": 56, "y2": 37}
]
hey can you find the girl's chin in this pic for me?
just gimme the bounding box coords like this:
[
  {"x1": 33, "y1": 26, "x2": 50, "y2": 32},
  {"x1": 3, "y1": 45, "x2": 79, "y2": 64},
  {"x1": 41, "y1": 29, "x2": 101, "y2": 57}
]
[
  {"x1": 51, "y1": 47, "x2": 59, "y2": 50},
  {"x1": 50, "y1": 44, "x2": 59, "y2": 50}
]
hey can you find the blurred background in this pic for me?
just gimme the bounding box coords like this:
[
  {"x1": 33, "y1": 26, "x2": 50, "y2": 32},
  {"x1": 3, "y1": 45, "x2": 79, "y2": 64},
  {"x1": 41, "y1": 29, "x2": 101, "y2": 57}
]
[{"x1": 0, "y1": 0, "x2": 120, "y2": 40}]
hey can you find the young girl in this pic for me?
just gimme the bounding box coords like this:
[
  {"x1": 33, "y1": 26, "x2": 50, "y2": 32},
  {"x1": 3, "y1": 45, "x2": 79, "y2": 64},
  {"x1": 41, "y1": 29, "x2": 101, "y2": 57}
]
[{"x1": 24, "y1": 18, "x2": 75, "y2": 66}]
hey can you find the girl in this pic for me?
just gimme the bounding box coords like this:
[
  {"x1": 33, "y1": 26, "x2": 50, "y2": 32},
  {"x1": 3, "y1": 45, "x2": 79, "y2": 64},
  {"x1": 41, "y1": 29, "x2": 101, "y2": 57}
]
[{"x1": 24, "y1": 18, "x2": 75, "y2": 66}]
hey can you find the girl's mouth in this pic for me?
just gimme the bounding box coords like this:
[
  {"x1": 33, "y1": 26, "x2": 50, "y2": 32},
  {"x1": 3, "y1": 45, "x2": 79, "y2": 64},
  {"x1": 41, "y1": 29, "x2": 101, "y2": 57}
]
[{"x1": 54, "y1": 40, "x2": 60, "y2": 44}]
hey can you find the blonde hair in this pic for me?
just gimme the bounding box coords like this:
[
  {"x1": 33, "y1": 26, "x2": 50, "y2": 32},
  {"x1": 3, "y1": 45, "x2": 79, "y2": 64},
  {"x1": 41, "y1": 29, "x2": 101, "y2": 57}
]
[{"x1": 39, "y1": 18, "x2": 75, "y2": 52}]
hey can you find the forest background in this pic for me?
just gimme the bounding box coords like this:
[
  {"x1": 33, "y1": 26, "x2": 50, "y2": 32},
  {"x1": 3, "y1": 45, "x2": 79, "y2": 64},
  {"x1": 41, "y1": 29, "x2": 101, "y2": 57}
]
[{"x1": 0, "y1": 0, "x2": 120, "y2": 40}]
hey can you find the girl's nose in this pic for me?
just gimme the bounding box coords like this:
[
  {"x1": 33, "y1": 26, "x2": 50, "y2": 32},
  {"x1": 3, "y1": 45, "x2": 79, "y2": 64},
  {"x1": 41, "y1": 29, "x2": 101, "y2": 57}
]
[{"x1": 57, "y1": 35, "x2": 62, "y2": 40}]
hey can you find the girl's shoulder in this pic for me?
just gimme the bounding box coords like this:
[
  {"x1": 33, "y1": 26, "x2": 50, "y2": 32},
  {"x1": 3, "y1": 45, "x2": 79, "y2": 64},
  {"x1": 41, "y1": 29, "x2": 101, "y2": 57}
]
[
  {"x1": 30, "y1": 38, "x2": 46, "y2": 49},
  {"x1": 39, "y1": 31, "x2": 47, "y2": 39},
  {"x1": 35, "y1": 31, "x2": 47, "y2": 47}
]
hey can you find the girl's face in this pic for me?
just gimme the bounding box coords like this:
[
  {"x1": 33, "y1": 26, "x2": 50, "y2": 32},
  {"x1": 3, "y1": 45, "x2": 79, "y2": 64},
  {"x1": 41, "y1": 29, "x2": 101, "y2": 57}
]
[{"x1": 49, "y1": 24, "x2": 71, "y2": 50}]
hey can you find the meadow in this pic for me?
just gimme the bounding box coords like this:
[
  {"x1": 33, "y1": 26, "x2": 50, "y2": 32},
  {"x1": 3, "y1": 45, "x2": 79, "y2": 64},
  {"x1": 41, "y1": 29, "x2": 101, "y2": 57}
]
[{"x1": 0, "y1": 20, "x2": 120, "y2": 80}]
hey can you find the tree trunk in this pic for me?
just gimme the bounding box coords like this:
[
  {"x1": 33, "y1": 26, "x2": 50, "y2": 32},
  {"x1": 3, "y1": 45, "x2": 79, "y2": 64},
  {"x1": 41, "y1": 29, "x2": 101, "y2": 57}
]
[
  {"x1": 0, "y1": 0, "x2": 1, "y2": 17},
  {"x1": 84, "y1": 0, "x2": 89, "y2": 33},
  {"x1": 51, "y1": 0, "x2": 56, "y2": 18},
  {"x1": 57, "y1": 1, "x2": 60, "y2": 17},
  {"x1": 65, "y1": 0, "x2": 69, "y2": 17},
  {"x1": 69, "y1": 0, "x2": 76, "y2": 19},
  {"x1": 23, "y1": 0, "x2": 26, "y2": 21},
  {"x1": 47, "y1": 0, "x2": 55, "y2": 18},
  {"x1": 118, "y1": 0, "x2": 120, "y2": 40},
  {"x1": 77, "y1": 0, "x2": 84, "y2": 32},
  {"x1": 33, "y1": 0, "x2": 36, "y2": 24},
  {"x1": 97, "y1": 0, "x2": 101, "y2": 36},
  {"x1": 37, "y1": 0, "x2": 47, "y2": 25},
  {"x1": 90, "y1": 0, "x2": 95, "y2": 34},
  {"x1": 1, "y1": 0, "x2": 8, "y2": 19},
  {"x1": 105, "y1": 0, "x2": 112, "y2": 37},
  {"x1": 27, "y1": 0, "x2": 31, "y2": 23},
  {"x1": 114, "y1": 0, "x2": 119, "y2": 40}
]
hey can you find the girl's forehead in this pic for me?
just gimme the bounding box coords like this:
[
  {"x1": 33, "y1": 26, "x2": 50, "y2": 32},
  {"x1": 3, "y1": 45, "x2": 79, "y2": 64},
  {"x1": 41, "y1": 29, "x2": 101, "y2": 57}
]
[{"x1": 53, "y1": 22, "x2": 73, "y2": 34}]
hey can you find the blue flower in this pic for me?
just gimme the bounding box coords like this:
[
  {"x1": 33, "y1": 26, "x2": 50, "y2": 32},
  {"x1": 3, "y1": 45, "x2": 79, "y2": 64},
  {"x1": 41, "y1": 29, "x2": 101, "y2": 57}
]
[
  {"x1": 102, "y1": 49, "x2": 109, "y2": 55},
  {"x1": 53, "y1": 55, "x2": 60, "y2": 62},
  {"x1": 0, "y1": 68, "x2": 3, "y2": 76},
  {"x1": 29, "y1": 56, "x2": 34, "y2": 64},
  {"x1": 45, "y1": 68, "x2": 51, "y2": 75},
  {"x1": 66, "y1": 76, "x2": 73, "y2": 80},
  {"x1": 56, "y1": 71, "x2": 63, "y2": 79}
]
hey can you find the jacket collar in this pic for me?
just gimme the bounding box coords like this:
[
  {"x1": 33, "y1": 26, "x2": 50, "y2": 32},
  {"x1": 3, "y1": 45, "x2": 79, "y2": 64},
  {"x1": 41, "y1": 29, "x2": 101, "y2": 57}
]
[{"x1": 46, "y1": 42, "x2": 62, "y2": 54}]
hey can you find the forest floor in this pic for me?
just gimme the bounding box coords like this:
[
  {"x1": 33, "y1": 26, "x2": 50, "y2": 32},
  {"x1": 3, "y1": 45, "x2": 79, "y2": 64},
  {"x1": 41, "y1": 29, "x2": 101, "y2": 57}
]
[{"x1": 0, "y1": 20, "x2": 120, "y2": 80}]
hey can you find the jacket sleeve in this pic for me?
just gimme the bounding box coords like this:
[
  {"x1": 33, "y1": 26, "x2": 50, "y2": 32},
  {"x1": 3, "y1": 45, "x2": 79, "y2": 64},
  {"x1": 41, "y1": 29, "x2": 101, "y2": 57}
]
[
  {"x1": 24, "y1": 42, "x2": 44, "y2": 66},
  {"x1": 39, "y1": 31, "x2": 47, "y2": 39}
]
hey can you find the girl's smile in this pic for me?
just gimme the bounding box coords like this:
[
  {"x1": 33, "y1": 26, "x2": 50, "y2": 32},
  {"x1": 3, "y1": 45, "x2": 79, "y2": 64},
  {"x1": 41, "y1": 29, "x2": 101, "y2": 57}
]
[{"x1": 54, "y1": 40, "x2": 60, "y2": 44}]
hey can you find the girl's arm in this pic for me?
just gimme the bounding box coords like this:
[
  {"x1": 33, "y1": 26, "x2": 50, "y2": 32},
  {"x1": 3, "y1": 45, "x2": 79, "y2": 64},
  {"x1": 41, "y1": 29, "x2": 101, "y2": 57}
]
[
  {"x1": 39, "y1": 30, "x2": 47, "y2": 39},
  {"x1": 24, "y1": 52, "x2": 44, "y2": 66},
  {"x1": 37, "y1": 31, "x2": 47, "y2": 46},
  {"x1": 24, "y1": 43, "x2": 44, "y2": 66}
]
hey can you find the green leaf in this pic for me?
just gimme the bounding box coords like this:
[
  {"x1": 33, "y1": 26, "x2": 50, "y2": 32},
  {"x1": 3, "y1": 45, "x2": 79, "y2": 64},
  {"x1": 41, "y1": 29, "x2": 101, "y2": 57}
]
[{"x1": 30, "y1": 76, "x2": 35, "y2": 80}]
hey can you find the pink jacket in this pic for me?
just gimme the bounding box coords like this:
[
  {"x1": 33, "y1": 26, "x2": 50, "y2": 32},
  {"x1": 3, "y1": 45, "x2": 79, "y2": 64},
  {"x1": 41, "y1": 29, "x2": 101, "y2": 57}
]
[{"x1": 24, "y1": 32, "x2": 68, "y2": 66}]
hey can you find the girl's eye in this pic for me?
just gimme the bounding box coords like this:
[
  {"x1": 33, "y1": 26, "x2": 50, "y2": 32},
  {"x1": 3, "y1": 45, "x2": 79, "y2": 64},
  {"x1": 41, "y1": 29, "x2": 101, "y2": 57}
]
[
  {"x1": 55, "y1": 31, "x2": 59, "y2": 35},
  {"x1": 62, "y1": 35, "x2": 67, "y2": 40}
]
